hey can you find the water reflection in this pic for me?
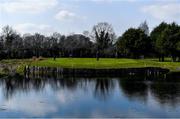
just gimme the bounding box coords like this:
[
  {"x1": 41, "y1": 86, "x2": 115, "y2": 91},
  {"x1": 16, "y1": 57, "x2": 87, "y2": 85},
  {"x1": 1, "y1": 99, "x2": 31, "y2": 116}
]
[
  {"x1": 0, "y1": 73, "x2": 179, "y2": 106},
  {"x1": 119, "y1": 77, "x2": 148, "y2": 102},
  {"x1": 151, "y1": 82, "x2": 180, "y2": 107},
  {"x1": 94, "y1": 78, "x2": 115, "y2": 100},
  {"x1": 0, "y1": 75, "x2": 116, "y2": 101},
  {"x1": 118, "y1": 74, "x2": 180, "y2": 108},
  {"x1": 0, "y1": 69, "x2": 179, "y2": 117}
]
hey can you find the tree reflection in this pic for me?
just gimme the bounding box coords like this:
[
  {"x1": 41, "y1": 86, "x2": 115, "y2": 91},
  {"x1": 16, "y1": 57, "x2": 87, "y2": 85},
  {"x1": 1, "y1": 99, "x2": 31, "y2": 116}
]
[
  {"x1": 57, "y1": 77, "x2": 78, "y2": 91},
  {"x1": 150, "y1": 82, "x2": 180, "y2": 107},
  {"x1": 4, "y1": 78, "x2": 15, "y2": 100},
  {"x1": 94, "y1": 78, "x2": 115, "y2": 100},
  {"x1": 0, "y1": 69, "x2": 179, "y2": 108},
  {"x1": 0, "y1": 75, "x2": 116, "y2": 101},
  {"x1": 0, "y1": 75, "x2": 80, "y2": 100},
  {"x1": 118, "y1": 77, "x2": 148, "y2": 102},
  {"x1": 118, "y1": 74, "x2": 180, "y2": 108},
  {"x1": 1, "y1": 76, "x2": 46, "y2": 100}
]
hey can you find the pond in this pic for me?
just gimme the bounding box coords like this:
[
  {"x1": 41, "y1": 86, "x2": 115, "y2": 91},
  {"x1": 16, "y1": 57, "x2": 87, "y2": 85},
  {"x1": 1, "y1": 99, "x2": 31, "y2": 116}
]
[{"x1": 0, "y1": 68, "x2": 180, "y2": 118}]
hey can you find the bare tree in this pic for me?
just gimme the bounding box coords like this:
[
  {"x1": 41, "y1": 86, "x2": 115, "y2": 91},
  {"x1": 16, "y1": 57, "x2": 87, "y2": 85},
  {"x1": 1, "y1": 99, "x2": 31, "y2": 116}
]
[
  {"x1": 83, "y1": 30, "x2": 90, "y2": 38},
  {"x1": 33, "y1": 33, "x2": 45, "y2": 57},
  {"x1": 92, "y1": 22, "x2": 115, "y2": 60},
  {"x1": 1, "y1": 25, "x2": 18, "y2": 58},
  {"x1": 62, "y1": 34, "x2": 92, "y2": 57}
]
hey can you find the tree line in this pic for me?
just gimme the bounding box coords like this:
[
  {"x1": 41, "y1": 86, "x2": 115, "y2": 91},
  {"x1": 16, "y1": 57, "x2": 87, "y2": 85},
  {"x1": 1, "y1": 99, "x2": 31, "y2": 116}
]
[{"x1": 0, "y1": 21, "x2": 180, "y2": 62}]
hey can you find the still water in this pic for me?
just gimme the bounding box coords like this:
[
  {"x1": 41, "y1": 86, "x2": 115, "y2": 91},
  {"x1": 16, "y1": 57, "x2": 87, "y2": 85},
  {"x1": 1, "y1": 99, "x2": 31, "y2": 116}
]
[{"x1": 0, "y1": 69, "x2": 180, "y2": 118}]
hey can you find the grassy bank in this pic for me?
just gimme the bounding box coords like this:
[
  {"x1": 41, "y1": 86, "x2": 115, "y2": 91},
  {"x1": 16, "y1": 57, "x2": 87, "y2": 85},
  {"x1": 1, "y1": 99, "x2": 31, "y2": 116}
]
[
  {"x1": 23, "y1": 58, "x2": 180, "y2": 72},
  {"x1": 0, "y1": 59, "x2": 32, "y2": 75},
  {"x1": 1, "y1": 58, "x2": 180, "y2": 74}
]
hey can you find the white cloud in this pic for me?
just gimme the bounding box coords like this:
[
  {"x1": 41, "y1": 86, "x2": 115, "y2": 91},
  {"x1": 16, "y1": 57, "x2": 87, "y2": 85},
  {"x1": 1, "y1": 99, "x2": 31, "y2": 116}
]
[
  {"x1": 55, "y1": 10, "x2": 76, "y2": 21},
  {"x1": 0, "y1": 0, "x2": 58, "y2": 14},
  {"x1": 14, "y1": 23, "x2": 56, "y2": 35},
  {"x1": 142, "y1": 3, "x2": 180, "y2": 21},
  {"x1": 55, "y1": 10, "x2": 86, "y2": 21}
]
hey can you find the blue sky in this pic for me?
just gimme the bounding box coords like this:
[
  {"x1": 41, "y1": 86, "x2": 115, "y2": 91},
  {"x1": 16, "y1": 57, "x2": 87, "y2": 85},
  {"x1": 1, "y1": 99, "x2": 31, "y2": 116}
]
[{"x1": 1, "y1": 0, "x2": 180, "y2": 36}]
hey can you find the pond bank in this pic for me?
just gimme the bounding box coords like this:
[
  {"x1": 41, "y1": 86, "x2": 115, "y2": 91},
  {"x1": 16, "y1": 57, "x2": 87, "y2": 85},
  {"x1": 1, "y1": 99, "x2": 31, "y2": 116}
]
[
  {"x1": 23, "y1": 66, "x2": 170, "y2": 79},
  {"x1": 1, "y1": 58, "x2": 180, "y2": 75}
]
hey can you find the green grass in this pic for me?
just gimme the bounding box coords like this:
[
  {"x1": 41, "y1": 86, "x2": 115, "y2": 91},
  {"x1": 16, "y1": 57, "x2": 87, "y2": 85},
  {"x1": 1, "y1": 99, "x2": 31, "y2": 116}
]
[
  {"x1": 30, "y1": 58, "x2": 180, "y2": 72},
  {"x1": 1, "y1": 58, "x2": 180, "y2": 73}
]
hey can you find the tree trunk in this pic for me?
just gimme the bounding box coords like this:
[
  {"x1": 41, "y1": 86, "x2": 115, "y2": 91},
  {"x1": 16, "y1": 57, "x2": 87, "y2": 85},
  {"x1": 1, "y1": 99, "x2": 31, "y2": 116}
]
[
  {"x1": 159, "y1": 56, "x2": 161, "y2": 62},
  {"x1": 96, "y1": 51, "x2": 99, "y2": 61},
  {"x1": 162, "y1": 54, "x2": 164, "y2": 62}
]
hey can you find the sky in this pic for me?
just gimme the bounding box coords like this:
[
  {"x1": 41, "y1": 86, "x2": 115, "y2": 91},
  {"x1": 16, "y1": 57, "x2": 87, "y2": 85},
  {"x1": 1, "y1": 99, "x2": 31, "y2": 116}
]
[{"x1": 0, "y1": 0, "x2": 180, "y2": 36}]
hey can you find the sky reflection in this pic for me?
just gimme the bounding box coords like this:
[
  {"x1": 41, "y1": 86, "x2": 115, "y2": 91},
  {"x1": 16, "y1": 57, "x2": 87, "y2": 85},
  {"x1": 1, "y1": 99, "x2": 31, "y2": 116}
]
[{"x1": 0, "y1": 75, "x2": 179, "y2": 117}]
